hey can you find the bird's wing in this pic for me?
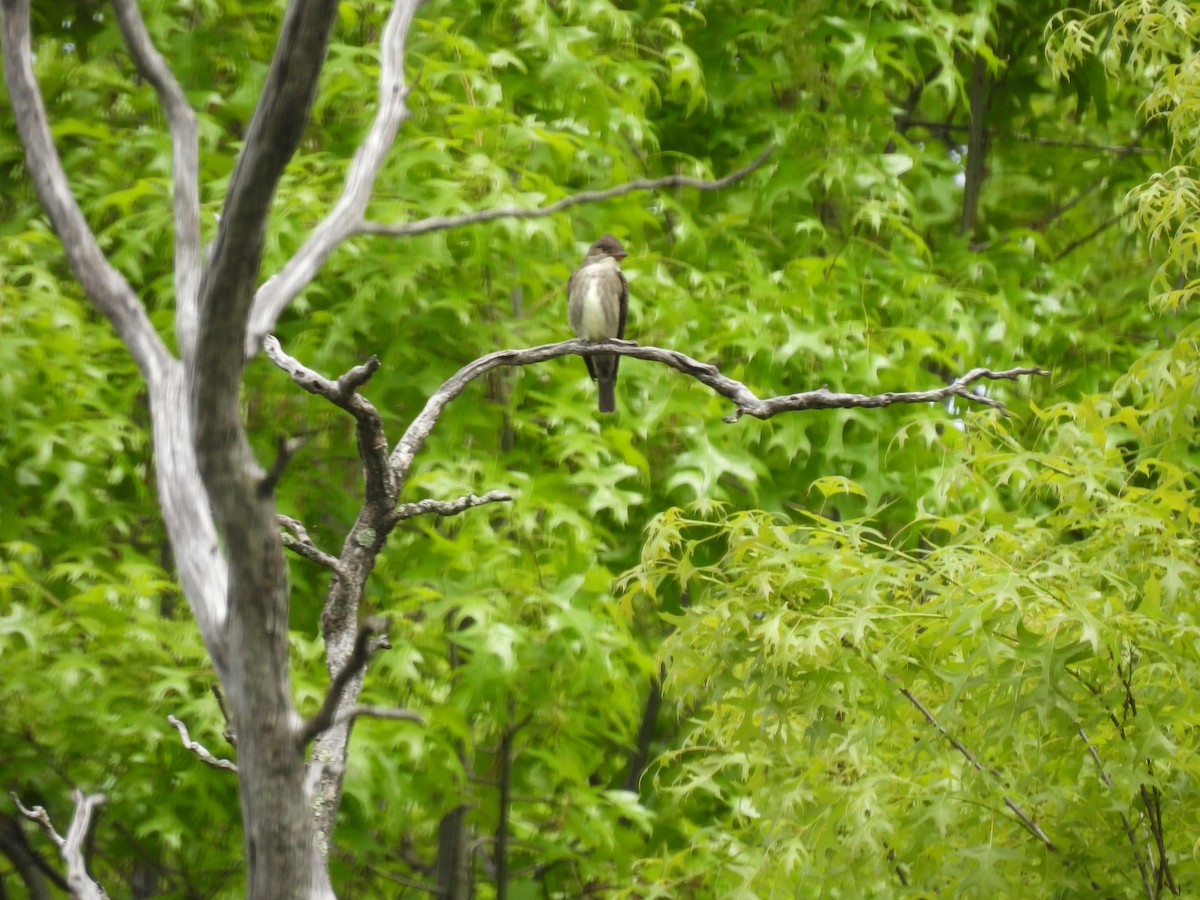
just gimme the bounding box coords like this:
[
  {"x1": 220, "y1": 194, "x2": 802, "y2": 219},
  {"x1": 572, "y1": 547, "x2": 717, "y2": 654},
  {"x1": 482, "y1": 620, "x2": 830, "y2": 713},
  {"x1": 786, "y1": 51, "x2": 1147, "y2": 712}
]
[{"x1": 616, "y1": 269, "x2": 629, "y2": 340}]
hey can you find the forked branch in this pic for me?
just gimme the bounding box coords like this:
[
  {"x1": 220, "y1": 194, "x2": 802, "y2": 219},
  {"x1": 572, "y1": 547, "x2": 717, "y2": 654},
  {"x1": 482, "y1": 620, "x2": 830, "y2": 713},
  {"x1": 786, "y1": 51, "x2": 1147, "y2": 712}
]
[
  {"x1": 278, "y1": 515, "x2": 344, "y2": 574},
  {"x1": 12, "y1": 790, "x2": 109, "y2": 900},
  {"x1": 264, "y1": 335, "x2": 395, "y2": 508}
]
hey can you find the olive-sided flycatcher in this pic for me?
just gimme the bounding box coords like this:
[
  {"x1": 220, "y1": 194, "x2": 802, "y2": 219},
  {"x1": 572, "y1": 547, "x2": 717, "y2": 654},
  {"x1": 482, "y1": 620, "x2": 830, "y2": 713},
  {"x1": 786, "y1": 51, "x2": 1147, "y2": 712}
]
[{"x1": 567, "y1": 235, "x2": 629, "y2": 414}]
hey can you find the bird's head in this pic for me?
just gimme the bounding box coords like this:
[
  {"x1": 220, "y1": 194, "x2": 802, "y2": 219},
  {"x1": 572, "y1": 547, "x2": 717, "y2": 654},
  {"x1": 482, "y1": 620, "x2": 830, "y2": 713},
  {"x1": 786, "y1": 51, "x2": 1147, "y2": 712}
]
[{"x1": 587, "y1": 234, "x2": 628, "y2": 262}]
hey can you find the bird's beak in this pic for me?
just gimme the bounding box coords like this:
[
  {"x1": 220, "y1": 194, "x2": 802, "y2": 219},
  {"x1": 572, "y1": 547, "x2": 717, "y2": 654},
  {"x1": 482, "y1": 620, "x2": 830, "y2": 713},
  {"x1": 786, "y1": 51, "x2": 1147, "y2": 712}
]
[{"x1": 612, "y1": 250, "x2": 628, "y2": 260}]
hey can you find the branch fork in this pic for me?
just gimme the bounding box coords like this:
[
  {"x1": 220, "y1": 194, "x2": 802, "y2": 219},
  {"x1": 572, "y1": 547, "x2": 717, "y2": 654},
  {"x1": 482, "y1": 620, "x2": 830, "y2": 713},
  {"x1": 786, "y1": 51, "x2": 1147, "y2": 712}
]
[{"x1": 12, "y1": 790, "x2": 109, "y2": 900}]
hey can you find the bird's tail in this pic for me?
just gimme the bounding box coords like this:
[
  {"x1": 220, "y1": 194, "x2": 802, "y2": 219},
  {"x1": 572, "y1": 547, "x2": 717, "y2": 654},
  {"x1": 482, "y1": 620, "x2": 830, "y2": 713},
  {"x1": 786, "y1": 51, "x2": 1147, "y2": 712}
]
[
  {"x1": 593, "y1": 352, "x2": 618, "y2": 413},
  {"x1": 597, "y1": 378, "x2": 616, "y2": 414}
]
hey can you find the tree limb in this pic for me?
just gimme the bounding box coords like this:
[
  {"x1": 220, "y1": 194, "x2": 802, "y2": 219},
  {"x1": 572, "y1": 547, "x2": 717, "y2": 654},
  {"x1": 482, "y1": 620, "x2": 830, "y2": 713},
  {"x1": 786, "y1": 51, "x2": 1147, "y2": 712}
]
[
  {"x1": 212, "y1": 684, "x2": 237, "y2": 748},
  {"x1": 246, "y1": 0, "x2": 424, "y2": 357},
  {"x1": 264, "y1": 334, "x2": 396, "y2": 511},
  {"x1": 959, "y1": 53, "x2": 992, "y2": 237},
  {"x1": 359, "y1": 146, "x2": 773, "y2": 241},
  {"x1": 146, "y1": 367, "x2": 229, "y2": 667},
  {"x1": 621, "y1": 671, "x2": 663, "y2": 794},
  {"x1": 91, "y1": 1, "x2": 233, "y2": 653},
  {"x1": 0, "y1": 0, "x2": 170, "y2": 381},
  {"x1": 12, "y1": 791, "x2": 109, "y2": 900},
  {"x1": 279, "y1": 515, "x2": 344, "y2": 574},
  {"x1": 332, "y1": 705, "x2": 426, "y2": 730},
  {"x1": 263, "y1": 336, "x2": 383, "y2": 415},
  {"x1": 110, "y1": 0, "x2": 201, "y2": 359},
  {"x1": 1002, "y1": 797, "x2": 1057, "y2": 853},
  {"x1": 261, "y1": 434, "x2": 305, "y2": 497},
  {"x1": 1054, "y1": 209, "x2": 1133, "y2": 261},
  {"x1": 901, "y1": 120, "x2": 1161, "y2": 156},
  {"x1": 389, "y1": 338, "x2": 1048, "y2": 486},
  {"x1": 166, "y1": 716, "x2": 239, "y2": 773},
  {"x1": 391, "y1": 491, "x2": 514, "y2": 525},
  {"x1": 1078, "y1": 727, "x2": 1154, "y2": 899},
  {"x1": 9, "y1": 796, "x2": 61, "y2": 850},
  {"x1": 299, "y1": 616, "x2": 392, "y2": 747},
  {"x1": 900, "y1": 688, "x2": 1056, "y2": 852},
  {"x1": 183, "y1": 5, "x2": 353, "y2": 889}
]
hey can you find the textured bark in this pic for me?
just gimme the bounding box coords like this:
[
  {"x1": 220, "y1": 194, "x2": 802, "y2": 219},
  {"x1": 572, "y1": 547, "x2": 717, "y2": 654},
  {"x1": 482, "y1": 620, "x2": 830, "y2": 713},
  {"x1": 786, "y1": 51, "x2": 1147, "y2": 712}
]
[
  {"x1": 622, "y1": 673, "x2": 663, "y2": 794},
  {"x1": 186, "y1": 0, "x2": 341, "y2": 888},
  {"x1": 959, "y1": 52, "x2": 992, "y2": 237},
  {"x1": 436, "y1": 805, "x2": 472, "y2": 900}
]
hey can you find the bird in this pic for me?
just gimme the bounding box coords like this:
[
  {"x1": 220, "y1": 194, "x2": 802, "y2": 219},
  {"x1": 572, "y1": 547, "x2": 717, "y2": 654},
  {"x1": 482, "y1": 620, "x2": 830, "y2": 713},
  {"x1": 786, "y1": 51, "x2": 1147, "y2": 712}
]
[{"x1": 567, "y1": 234, "x2": 629, "y2": 414}]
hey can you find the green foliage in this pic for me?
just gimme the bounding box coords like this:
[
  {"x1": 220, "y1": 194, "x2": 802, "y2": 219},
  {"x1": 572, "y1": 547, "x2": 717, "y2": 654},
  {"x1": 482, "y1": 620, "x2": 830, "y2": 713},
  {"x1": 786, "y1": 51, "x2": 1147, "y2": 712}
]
[
  {"x1": 625, "y1": 379, "x2": 1200, "y2": 895},
  {"x1": 0, "y1": 258, "x2": 242, "y2": 891},
  {"x1": 1048, "y1": 0, "x2": 1200, "y2": 311},
  {"x1": 3, "y1": 0, "x2": 1196, "y2": 896}
]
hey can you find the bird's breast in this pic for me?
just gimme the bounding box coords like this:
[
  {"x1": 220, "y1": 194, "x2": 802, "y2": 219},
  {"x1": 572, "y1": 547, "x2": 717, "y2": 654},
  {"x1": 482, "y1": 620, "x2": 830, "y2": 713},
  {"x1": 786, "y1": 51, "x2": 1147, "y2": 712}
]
[{"x1": 571, "y1": 271, "x2": 619, "y2": 341}]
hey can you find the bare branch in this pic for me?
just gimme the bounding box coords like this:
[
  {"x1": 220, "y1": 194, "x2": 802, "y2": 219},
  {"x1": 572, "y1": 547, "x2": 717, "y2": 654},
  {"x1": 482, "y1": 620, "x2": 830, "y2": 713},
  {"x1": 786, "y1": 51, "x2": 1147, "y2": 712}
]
[
  {"x1": 246, "y1": 0, "x2": 424, "y2": 357},
  {"x1": 264, "y1": 335, "x2": 395, "y2": 508},
  {"x1": 13, "y1": 791, "x2": 109, "y2": 900},
  {"x1": 1054, "y1": 209, "x2": 1133, "y2": 262},
  {"x1": 147, "y1": 368, "x2": 229, "y2": 661},
  {"x1": 0, "y1": 810, "x2": 68, "y2": 897},
  {"x1": 901, "y1": 689, "x2": 1056, "y2": 852},
  {"x1": 1002, "y1": 797, "x2": 1057, "y2": 853},
  {"x1": 899, "y1": 688, "x2": 997, "y2": 779},
  {"x1": 363, "y1": 861, "x2": 440, "y2": 893},
  {"x1": 263, "y1": 335, "x2": 382, "y2": 413},
  {"x1": 391, "y1": 491, "x2": 514, "y2": 524},
  {"x1": 1078, "y1": 727, "x2": 1154, "y2": 899},
  {"x1": 260, "y1": 434, "x2": 305, "y2": 497},
  {"x1": 1077, "y1": 726, "x2": 1113, "y2": 789},
  {"x1": 279, "y1": 515, "x2": 344, "y2": 574},
  {"x1": 360, "y1": 146, "x2": 773, "y2": 240},
  {"x1": 85, "y1": 0, "x2": 235, "y2": 658},
  {"x1": 62, "y1": 791, "x2": 108, "y2": 899},
  {"x1": 333, "y1": 705, "x2": 426, "y2": 730},
  {"x1": 11, "y1": 796, "x2": 62, "y2": 847},
  {"x1": 0, "y1": 0, "x2": 170, "y2": 380},
  {"x1": 1140, "y1": 782, "x2": 1176, "y2": 896},
  {"x1": 109, "y1": 0, "x2": 201, "y2": 359},
  {"x1": 211, "y1": 684, "x2": 237, "y2": 748},
  {"x1": 167, "y1": 716, "x2": 238, "y2": 772},
  {"x1": 299, "y1": 617, "x2": 392, "y2": 747},
  {"x1": 388, "y1": 338, "x2": 1048, "y2": 485},
  {"x1": 1016, "y1": 130, "x2": 1159, "y2": 156}
]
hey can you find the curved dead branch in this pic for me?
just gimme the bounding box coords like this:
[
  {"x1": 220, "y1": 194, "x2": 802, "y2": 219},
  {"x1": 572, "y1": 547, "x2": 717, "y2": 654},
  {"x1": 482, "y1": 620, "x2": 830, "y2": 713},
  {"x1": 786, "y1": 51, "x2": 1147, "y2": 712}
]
[
  {"x1": 388, "y1": 337, "x2": 1048, "y2": 486},
  {"x1": 359, "y1": 146, "x2": 774, "y2": 240}
]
